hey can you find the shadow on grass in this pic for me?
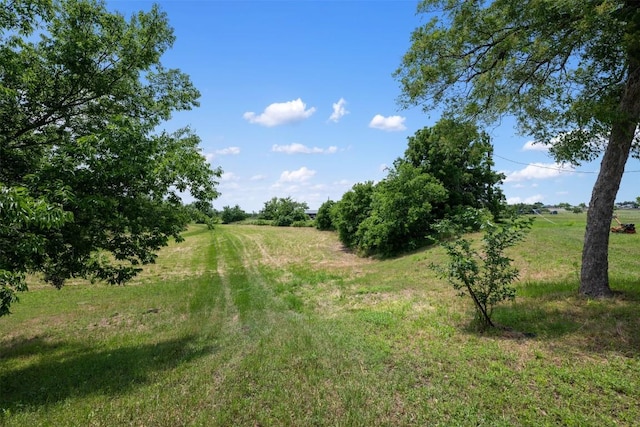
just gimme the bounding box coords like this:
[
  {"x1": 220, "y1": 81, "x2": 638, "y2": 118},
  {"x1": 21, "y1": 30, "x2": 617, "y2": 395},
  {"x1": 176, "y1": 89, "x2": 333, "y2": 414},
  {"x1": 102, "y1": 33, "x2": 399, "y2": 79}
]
[
  {"x1": 492, "y1": 278, "x2": 640, "y2": 357},
  {"x1": 0, "y1": 335, "x2": 216, "y2": 412}
]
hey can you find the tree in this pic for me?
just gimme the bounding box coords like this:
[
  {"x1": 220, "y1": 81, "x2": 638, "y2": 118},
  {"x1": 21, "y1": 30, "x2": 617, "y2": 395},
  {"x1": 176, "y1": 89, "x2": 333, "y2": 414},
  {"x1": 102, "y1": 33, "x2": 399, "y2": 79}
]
[
  {"x1": 220, "y1": 205, "x2": 248, "y2": 224},
  {"x1": 315, "y1": 199, "x2": 336, "y2": 231},
  {"x1": 0, "y1": 0, "x2": 221, "y2": 315},
  {"x1": 184, "y1": 201, "x2": 217, "y2": 226},
  {"x1": 259, "y1": 197, "x2": 308, "y2": 226},
  {"x1": 356, "y1": 162, "x2": 447, "y2": 256},
  {"x1": 332, "y1": 182, "x2": 375, "y2": 250},
  {"x1": 432, "y1": 214, "x2": 533, "y2": 330},
  {"x1": 403, "y1": 118, "x2": 505, "y2": 220},
  {"x1": 395, "y1": 0, "x2": 640, "y2": 297}
]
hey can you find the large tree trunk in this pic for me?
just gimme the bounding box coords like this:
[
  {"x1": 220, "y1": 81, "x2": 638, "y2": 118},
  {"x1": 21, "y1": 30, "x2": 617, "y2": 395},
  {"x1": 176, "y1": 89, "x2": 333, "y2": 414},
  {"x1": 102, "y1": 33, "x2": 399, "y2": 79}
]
[{"x1": 580, "y1": 60, "x2": 640, "y2": 297}]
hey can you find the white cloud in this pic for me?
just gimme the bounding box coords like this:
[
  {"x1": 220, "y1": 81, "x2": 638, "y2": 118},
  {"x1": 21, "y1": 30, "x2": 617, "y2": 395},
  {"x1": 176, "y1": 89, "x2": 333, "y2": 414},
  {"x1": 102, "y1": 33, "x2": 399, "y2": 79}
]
[
  {"x1": 250, "y1": 174, "x2": 267, "y2": 181},
  {"x1": 522, "y1": 140, "x2": 549, "y2": 152},
  {"x1": 216, "y1": 146, "x2": 241, "y2": 155},
  {"x1": 272, "y1": 143, "x2": 337, "y2": 154},
  {"x1": 220, "y1": 172, "x2": 239, "y2": 182},
  {"x1": 329, "y1": 98, "x2": 349, "y2": 122},
  {"x1": 507, "y1": 194, "x2": 544, "y2": 204},
  {"x1": 243, "y1": 98, "x2": 316, "y2": 127},
  {"x1": 504, "y1": 162, "x2": 574, "y2": 183},
  {"x1": 278, "y1": 166, "x2": 316, "y2": 183},
  {"x1": 368, "y1": 114, "x2": 406, "y2": 131}
]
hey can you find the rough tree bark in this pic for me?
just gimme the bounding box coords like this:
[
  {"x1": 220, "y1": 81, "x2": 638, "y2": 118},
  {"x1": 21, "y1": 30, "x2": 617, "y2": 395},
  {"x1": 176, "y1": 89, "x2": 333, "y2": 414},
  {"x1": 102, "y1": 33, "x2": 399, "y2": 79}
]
[{"x1": 580, "y1": 57, "x2": 640, "y2": 297}]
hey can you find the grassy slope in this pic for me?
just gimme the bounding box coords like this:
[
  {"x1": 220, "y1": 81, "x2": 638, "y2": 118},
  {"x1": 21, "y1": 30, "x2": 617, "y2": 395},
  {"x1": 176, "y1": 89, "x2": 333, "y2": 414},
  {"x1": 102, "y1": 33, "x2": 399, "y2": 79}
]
[{"x1": 0, "y1": 211, "x2": 639, "y2": 426}]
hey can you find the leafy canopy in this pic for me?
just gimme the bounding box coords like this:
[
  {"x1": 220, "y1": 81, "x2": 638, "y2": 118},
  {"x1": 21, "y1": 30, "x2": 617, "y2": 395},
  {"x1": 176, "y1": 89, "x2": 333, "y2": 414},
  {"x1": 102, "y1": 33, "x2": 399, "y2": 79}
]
[
  {"x1": 0, "y1": 0, "x2": 221, "y2": 315},
  {"x1": 332, "y1": 119, "x2": 505, "y2": 257},
  {"x1": 395, "y1": 0, "x2": 640, "y2": 163},
  {"x1": 259, "y1": 197, "x2": 309, "y2": 227}
]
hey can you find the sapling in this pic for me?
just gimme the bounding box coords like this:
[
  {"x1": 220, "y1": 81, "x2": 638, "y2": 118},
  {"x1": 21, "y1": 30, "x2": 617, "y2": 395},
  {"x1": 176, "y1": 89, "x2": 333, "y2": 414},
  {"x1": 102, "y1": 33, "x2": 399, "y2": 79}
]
[{"x1": 432, "y1": 214, "x2": 533, "y2": 330}]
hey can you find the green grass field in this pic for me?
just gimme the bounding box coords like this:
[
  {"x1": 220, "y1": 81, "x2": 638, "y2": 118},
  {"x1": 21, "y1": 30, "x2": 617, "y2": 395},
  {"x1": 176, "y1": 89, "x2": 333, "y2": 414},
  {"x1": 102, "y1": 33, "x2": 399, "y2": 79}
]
[{"x1": 1, "y1": 211, "x2": 639, "y2": 426}]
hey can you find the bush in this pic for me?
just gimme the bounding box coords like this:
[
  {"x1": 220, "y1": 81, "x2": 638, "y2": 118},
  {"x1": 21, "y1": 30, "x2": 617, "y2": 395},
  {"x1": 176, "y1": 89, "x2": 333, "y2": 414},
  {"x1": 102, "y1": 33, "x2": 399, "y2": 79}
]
[
  {"x1": 431, "y1": 214, "x2": 533, "y2": 330},
  {"x1": 220, "y1": 205, "x2": 248, "y2": 224},
  {"x1": 259, "y1": 197, "x2": 309, "y2": 227},
  {"x1": 315, "y1": 200, "x2": 336, "y2": 231}
]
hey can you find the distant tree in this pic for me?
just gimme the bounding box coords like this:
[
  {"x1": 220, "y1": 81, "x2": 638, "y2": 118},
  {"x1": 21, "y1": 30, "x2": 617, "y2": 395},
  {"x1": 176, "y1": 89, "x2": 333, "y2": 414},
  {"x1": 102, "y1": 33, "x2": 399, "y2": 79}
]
[
  {"x1": 315, "y1": 200, "x2": 336, "y2": 231},
  {"x1": 259, "y1": 197, "x2": 280, "y2": 221},
  {"x1": 332, "y1": 182, "x2": 375, "y2": 249},
  {"x1": 220, "y1": 205, "x2": 248, "y2": 224},
  {"x1": 259, "y1": 197, "x2": 308, "y2": 226},
  {"x1": 185, "y1": 201, "x2": 216, "y2": 225},
  {"x1": 618, "y1": 200, "x2": 639, "y2": 208},
  {"x1": 395, "y1": 0, "x2": 640, "y2": 297},
  {"x1": 0, "y1": 0, "x2": 220, "y2": 315}
]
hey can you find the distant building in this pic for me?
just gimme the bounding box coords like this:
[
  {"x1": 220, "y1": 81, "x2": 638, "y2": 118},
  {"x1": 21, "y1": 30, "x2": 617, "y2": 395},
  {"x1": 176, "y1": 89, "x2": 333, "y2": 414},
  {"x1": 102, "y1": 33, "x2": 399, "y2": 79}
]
[{"x1": 305, "y1": 210, "x2": 318, "y2": 220}]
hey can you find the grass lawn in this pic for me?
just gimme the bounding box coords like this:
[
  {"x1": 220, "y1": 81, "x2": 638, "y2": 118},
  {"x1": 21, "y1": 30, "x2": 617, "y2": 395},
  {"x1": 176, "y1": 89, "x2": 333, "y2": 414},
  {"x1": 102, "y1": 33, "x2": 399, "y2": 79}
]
[{"x1": 1, "y1": 211, "x2": 639, "y2": 426}]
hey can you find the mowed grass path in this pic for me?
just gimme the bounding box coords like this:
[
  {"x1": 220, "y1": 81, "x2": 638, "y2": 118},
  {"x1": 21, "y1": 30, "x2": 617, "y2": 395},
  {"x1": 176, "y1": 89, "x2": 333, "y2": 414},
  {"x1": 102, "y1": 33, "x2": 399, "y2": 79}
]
[{"x1": 1, "y1": 213, "x2": 639, "y2": 426}]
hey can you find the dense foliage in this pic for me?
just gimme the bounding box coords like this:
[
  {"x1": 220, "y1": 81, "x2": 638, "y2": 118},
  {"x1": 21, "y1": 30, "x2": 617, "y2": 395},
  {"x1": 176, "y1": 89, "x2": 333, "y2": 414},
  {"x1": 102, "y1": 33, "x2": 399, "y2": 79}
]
[
  {"x1": 259, "y1": 197, "x2": 309, "y2": 227},
  {"x1": 332, "y1": 120, "x2": 504, "y2": 257},
  {"x1": 184, "y1": 201, "x2": 217, "y2": 226},
  {"x1": 219, "y1": 205, "x2": 248, "y2": 224},
  {"x1": 355, "y1": 163, "x2": 447, "y2": 256},
  {"x1": 0, "y1": 0, "x2": 220, "y2": 315},
  {"x1": 395, "y1": 0, "x2": 640, "y2": 297},
  {"x1": 332, "y1": 181, "x2": 375, "y2": 250},
  {"x1": 315, "y1": 200, "x2": 336, "y2": 231}
]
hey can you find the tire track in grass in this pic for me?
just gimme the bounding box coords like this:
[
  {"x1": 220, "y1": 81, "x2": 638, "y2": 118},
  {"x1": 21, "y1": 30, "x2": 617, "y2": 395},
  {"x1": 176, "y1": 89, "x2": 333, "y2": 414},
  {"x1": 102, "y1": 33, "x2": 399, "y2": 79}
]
[
  {"x1": 194, "y1": 227, "x2": 387, "y2": 425},
  {"x1": 215, "y1": 228, "x2": 270, "y2": 324}
]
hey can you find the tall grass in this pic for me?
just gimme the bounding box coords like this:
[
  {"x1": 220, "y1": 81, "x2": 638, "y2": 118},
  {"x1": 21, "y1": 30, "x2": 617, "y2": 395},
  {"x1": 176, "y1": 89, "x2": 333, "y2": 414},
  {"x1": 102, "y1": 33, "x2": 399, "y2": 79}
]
[{"x1": 1, "y1": 212, "x2": 639, "y2": 426}]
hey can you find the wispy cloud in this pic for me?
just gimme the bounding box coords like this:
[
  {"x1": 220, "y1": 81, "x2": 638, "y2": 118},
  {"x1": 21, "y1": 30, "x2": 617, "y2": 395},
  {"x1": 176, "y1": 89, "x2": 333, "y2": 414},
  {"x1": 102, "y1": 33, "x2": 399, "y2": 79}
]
[
  {"x1": 504, "y1": 162, "x2": 574, "y2": 183},
  {"x1": 522, "y1": 140, "x2": 549, "y2": 152},
  {"x1": 220, "y1": 171, "x2": 239, "y2": 182},
  {"x1": 272, "y1": 143, "x2": 337, "y2": 154},
  {"x1": 277, "y1": 166, "x2": 316, "y2": 183},
  {"x1": 506, "y1": 194, "x2": 544, "y2": 204},
  {"x1": 368, "y1": 114, "x2": 406, "y2": 131},
  {"x1": 250, "y1": 174, "x2": 267, "y2": 181},
  {"x1": 243, "y1": 98, "x2": 316, "y2": 127},
  {"x1": 329, "y1": 98, "x2": 349, "y2": 122},
  {"x1": 215, "y1": 146, "x2": 241, "y2": 155}
]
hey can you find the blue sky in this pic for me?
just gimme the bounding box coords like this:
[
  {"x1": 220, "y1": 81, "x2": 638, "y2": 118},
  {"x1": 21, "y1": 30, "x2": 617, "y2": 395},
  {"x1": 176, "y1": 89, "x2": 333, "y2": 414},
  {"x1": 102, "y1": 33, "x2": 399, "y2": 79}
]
[{"x1": 109, "y1": 0, "x2": 640, "y2": 213}]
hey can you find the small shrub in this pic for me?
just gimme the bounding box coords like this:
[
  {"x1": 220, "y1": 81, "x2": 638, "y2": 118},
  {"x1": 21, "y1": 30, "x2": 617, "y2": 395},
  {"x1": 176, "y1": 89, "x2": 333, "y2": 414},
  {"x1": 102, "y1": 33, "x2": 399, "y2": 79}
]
[{"x1": 431, "y1": 215, "x2": 533, "y2": 330}]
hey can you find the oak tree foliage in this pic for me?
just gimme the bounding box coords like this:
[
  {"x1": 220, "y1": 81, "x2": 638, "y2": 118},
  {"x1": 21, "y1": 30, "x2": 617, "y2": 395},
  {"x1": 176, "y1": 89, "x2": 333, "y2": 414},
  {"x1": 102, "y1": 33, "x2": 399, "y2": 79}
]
[
  {"x1": 395, "y1": 0, "x2": 640, "y2": 296},
  {"x1": 332, "y1": 119, "x2": 504, "y2": 257},
  {"x1": 0, "y1": 0, "x2": 221, "y2": 315},
  {"x1": 259, "y1": 197, "x2": 309, "y2": 227}
]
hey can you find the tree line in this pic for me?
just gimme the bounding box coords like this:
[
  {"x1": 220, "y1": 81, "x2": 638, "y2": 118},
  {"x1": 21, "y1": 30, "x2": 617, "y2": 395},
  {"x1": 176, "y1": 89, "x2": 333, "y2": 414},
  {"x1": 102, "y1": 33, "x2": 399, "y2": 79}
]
[{"x1": 315, "y1": 119, "x2": 505, "y2": 257}]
